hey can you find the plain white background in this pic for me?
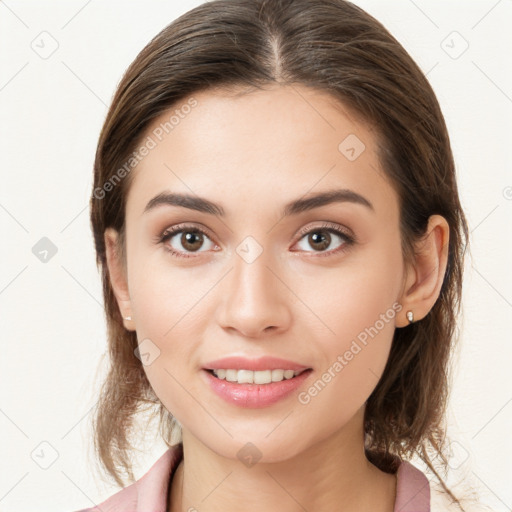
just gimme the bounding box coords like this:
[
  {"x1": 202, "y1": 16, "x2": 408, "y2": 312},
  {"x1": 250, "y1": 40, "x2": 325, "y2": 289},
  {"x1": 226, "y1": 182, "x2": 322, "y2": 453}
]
[{"x1": 0, "y1": 1, "x2": 511, "y2": 511}]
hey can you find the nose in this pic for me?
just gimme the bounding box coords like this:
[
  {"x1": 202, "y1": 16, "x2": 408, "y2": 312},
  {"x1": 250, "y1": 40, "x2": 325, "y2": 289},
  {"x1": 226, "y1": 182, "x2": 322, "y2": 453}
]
[{"x1": 215, "y1": 248, "x2": 292, "y2": 338}]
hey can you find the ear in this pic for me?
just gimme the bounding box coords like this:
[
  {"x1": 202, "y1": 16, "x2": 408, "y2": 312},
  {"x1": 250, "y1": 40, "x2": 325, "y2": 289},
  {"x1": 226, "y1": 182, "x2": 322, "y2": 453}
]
[
  {"x1": 396, "y1": 214, "x2": 450, "y2": 327},
  {"x1": 104, "y1": 227, "x2": 134, "y2": 331}
]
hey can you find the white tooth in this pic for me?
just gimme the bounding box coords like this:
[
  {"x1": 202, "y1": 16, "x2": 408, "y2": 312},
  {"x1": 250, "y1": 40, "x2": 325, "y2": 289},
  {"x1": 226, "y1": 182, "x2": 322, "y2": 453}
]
[
  {"x1": 254, "y1": 370, "x2": 272, "y2": 384},
  {"x1": 271, "y1": 369, "x2": 285, "y2": 382},
  {"x1": 215, "y1": 369, "x2": 226, "y2": 379},
  {"x1": 226, "y1": 369, "x2": 238, "y2": 382},
  {"x1": 215, "y1": 368, "x2": 299, "y2": 384},
  {"x1": 237, "y1": 370, "x2": 254, "y2": 384}
]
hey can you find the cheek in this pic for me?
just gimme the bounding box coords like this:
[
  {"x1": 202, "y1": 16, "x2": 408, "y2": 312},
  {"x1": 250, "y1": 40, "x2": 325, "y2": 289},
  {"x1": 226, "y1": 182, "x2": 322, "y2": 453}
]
[
  {"x1": 298, "y1": 236, "x2": 403, "y2": 349},
  {"x1": 293, "y1": 240, "x2": 402, "y2": 412},
  {"x1": 127, "y1": 259, "x2": 215, "y2": 421},
  {"x1": 294, "y1": 286, "x2": 398, "y2": 446},
  {"x1": 129, "y1": 251, "x2": 215, "y2": 341}
]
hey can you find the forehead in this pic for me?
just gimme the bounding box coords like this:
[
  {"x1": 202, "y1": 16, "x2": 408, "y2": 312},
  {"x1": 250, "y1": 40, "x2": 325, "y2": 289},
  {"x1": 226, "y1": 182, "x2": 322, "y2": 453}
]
[{"x1": 125, "y1": 84, "x2": 396, "y2": 219}]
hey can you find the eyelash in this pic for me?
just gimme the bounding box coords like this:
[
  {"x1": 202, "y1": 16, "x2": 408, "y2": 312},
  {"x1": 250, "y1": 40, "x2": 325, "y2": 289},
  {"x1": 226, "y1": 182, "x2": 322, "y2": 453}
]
[{"x1": 157, "y1": 222, "x2": 356, "y2": 259}]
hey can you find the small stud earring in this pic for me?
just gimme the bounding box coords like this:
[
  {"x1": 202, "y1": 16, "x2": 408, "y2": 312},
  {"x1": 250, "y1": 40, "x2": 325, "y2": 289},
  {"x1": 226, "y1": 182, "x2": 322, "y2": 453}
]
[
  {"x1": 124, "y1": 316, "x2": 132, "y2": 321},
  {"x1": 406, "y1": 310, "x2": 414, "y2": 324}
]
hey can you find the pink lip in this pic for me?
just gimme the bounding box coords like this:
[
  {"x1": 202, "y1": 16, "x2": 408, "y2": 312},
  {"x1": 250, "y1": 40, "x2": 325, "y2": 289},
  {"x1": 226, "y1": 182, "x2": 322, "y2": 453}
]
[
  {"x1": 202, "y1": 367, "x2": 313, "y2": 409},
  {"x1": 203, "y1": 356, "x2": 311, "y2": 372}
]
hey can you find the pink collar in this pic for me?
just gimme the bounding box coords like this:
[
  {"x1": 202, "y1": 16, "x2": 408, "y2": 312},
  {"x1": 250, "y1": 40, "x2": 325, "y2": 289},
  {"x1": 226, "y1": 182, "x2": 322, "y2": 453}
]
[{"x1": 394, "y1": 458, "x2": 431, "y2": 511}]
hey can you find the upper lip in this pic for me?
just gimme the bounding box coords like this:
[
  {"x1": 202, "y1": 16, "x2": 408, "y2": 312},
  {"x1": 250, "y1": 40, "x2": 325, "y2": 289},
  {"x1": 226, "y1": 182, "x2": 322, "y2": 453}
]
[{"x1": 203, "y1": 356, "x2": 311, "y2": 372}]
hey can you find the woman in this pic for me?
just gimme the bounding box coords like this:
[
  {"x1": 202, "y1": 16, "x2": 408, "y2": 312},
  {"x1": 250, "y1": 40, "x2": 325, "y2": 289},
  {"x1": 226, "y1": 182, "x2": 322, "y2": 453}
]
[{"x1": 80, "y1": 0, "x2": 472, "y2": 510}]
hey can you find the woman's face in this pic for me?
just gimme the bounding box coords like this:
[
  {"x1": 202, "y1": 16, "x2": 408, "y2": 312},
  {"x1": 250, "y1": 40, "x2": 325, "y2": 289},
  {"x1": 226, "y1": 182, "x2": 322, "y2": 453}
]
[{"x1": 108, "y1": 84, "x2": 409, "y2": 461}]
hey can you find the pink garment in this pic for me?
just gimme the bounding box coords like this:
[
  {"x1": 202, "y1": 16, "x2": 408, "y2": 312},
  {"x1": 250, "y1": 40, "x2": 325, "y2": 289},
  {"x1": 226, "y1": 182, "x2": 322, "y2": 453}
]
[{"x1": 73, "y1": 443, "x2": 430, "y2": 512}]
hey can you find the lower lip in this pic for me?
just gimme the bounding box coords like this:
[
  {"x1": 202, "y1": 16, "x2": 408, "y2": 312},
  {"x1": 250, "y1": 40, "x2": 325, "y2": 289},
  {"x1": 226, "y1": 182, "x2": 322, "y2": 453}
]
[{"x1": 202, "y1": 369, "x2": 313, "y2": 408}]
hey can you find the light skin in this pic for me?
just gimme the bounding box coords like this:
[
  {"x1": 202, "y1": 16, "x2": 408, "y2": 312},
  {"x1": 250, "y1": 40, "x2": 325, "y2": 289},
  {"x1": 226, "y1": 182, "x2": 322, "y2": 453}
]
[{"x1": 104, "y1": 84, "x2": 449, "y2": 512}]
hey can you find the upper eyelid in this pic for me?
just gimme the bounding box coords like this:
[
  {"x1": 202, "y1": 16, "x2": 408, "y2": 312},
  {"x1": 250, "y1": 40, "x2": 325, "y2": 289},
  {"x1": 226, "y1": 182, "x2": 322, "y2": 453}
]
[
  {"x1": 160, "y1": 222, "x2": 214, "y2": 240},
  {"x1": 297, "y1": 221, "x2": 353, "y2": 238}
]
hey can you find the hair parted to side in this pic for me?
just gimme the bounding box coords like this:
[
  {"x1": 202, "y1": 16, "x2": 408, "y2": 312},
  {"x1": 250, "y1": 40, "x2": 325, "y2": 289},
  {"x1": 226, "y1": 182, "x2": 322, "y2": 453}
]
[{"x1": 89, "y1": 0, "x2": 469, "y2": 507}]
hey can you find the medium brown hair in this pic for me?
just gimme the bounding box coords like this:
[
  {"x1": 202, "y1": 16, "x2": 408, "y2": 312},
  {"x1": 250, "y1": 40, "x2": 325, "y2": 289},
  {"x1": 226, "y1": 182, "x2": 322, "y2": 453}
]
[{"x1": 89, "y1": 0, "x2": 469, "y2": 507}]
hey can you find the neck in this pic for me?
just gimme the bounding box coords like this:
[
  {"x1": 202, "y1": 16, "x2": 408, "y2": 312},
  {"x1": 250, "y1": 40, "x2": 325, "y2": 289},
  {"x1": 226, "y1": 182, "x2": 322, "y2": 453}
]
[{"x1": 168, "y1": 408, "x2": 396, "y2": 512}]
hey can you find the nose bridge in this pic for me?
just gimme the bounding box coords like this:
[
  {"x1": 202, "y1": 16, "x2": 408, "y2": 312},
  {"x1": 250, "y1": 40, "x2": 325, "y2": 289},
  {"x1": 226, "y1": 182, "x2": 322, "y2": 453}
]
[{"x1": 217, "y1": 238, "x2": 291, "y2": 336}]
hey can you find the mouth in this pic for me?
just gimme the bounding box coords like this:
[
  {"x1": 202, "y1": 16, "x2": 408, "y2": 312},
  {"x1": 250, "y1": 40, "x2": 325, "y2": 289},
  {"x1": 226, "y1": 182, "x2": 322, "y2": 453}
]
[{"x1": 202, "y1": 366, "x2": 314, "y2": 408}]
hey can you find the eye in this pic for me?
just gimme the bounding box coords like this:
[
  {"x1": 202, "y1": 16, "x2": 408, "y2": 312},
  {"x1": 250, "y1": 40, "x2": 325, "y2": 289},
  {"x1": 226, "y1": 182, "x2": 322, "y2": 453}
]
[
  {"x1": 293, "y1": 222, "x2": 355, "y2": 256},
  {"x1": 157, "y1": 221, "x2": 355, "y2": 259},
  {"x1": 158, "y1": 224, "x2": 217, "y2": 259}
]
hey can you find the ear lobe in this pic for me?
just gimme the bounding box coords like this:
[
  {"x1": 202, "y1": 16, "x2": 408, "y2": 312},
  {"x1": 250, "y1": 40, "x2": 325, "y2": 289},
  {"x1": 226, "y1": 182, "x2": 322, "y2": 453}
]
[
  {"x1": 104, "y1": 227, "x2": 133, "y2": 328},
  {"x1": 396, "y1": 215, "x2": 449, "y2": 327}
]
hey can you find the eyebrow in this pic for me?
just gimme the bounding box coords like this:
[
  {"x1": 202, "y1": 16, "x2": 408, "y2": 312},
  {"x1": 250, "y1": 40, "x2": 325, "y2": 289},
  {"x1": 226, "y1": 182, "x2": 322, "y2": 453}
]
[{"x1": 143, "y1": 188, "x2": 374, "y2": 217}]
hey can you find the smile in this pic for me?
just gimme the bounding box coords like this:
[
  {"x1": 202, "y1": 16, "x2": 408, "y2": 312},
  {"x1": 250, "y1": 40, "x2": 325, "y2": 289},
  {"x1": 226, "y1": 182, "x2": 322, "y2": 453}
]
[{"x1": 203, "y1": 368, "x2": 313, "y2": 408}]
